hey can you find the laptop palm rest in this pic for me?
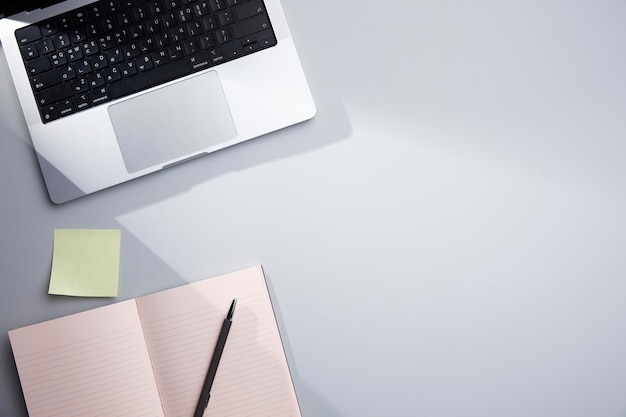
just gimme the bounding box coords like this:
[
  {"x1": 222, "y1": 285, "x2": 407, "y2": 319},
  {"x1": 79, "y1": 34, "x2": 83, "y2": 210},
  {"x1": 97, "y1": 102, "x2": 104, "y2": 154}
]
[{"x1": 108, "y1": 71, "x2": 237, "y2": 173}]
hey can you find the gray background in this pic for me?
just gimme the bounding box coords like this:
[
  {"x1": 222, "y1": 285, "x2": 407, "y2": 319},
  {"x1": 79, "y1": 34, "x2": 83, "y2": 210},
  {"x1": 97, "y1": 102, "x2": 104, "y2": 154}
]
[{"x1": 2, "y1": 1, "x2": 626, "y2": 416}]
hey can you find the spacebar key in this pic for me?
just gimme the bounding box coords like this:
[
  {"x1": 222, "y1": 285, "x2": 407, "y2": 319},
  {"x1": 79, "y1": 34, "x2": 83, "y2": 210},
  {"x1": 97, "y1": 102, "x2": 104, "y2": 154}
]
[
  {"x1": 108, "y1": 59, "x2": 190, "y2": 100},
  {"x1": 232, "y1": 15, "x2": 271, "y2": 39}
]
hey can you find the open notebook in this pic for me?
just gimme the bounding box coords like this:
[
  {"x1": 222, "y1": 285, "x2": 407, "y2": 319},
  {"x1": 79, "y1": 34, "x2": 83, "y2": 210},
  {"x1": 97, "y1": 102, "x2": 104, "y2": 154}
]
[{"x1": 8, "y1": 266, "x2": 301, "y2": 417}]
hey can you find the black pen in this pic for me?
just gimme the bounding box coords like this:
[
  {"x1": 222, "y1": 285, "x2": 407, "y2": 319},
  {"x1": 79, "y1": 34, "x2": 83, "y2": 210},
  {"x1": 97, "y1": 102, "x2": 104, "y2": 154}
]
[{"x1": 194, "y1": 298, "x2": 237, "y2": 417}]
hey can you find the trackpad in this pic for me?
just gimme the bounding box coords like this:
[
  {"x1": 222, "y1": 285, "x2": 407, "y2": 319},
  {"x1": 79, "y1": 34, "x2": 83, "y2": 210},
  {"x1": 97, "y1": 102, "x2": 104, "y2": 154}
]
[{"x1": 108, "y1": 71, "x2": 237, "y2": 173}]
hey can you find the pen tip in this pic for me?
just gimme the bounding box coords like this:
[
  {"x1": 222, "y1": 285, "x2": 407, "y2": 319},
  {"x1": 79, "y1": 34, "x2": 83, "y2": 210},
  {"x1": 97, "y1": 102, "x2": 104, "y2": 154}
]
[{"x1": 227, "y1": 298, "x2": 237, "y2": 320}]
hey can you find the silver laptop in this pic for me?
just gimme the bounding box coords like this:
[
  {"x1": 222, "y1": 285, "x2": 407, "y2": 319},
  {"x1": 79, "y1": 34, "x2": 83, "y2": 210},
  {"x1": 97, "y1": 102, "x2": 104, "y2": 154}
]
[{"x1": 0, "y1": 0, "x2": 315, "y2": 203}]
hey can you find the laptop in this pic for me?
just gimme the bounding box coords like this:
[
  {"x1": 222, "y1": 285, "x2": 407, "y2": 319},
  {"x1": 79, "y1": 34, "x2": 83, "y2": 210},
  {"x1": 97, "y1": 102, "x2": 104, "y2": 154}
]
[{"x1": 0, "y1": 0, "x2": 315, "y2": 203}]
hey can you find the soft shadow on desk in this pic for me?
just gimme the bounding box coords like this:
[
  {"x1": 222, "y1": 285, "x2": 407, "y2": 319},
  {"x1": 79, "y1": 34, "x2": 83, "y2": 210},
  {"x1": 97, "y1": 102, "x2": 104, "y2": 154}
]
[
  {"x1": 1, "y1": 35, "x2": 352, "y2": 210},
  {"x1": 2, "y1": 274, "x2": 345, "y2": 417},
  {"x1": 1, "y1": 39, "x2": 351, "y2": 417},
  {"x1": 0, "y1": 46, "x2": 30, "y2": 147},
  {"x1": 92, "y1": 48, "x2": 350, "y2": 206},
  {"x1": 16, "y1": 89, "x2": 351, "y2": 207},
  {"x1": 3, "y1": 340, "x2": 28, "y2": 417},
  {"x1": 1, "y1": 23, "x2": 352, "y2": 290},
  {"x1": 265, "y1": 274, "x2": 345, "y2": 417}
]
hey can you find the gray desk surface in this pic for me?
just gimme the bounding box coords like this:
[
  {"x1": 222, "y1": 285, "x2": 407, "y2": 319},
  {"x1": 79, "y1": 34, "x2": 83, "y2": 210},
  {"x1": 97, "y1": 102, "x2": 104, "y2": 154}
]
[{"x1": 2, "y1": 1, "x2": 626, "y2": 416}]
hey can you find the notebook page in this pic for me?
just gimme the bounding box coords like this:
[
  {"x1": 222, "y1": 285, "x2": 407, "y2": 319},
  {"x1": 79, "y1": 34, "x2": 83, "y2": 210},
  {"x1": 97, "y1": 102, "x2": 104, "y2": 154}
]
[
  {"x1": 136, "y1": 266, "x2": 301, "y2": 417},
  {"x1": 8, "y1": 300, "x2": 165, "y2": 417}
]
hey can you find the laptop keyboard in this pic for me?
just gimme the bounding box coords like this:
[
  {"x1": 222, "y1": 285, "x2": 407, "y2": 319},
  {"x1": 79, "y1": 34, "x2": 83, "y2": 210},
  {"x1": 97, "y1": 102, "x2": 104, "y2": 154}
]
[{"x1": 15, "y1": 0, "x2": 277, "y2": 123}]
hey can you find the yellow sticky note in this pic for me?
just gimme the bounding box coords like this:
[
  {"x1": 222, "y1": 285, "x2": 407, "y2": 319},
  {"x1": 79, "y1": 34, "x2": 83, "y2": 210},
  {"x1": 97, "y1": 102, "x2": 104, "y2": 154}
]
[{"x1": 49, "y1": 229, "x2": 121, "y2": 297}]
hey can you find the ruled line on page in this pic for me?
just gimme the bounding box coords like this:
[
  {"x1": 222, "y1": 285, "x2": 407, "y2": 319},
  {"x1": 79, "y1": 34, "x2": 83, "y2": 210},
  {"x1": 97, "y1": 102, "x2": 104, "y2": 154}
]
[
  {"x1": 8, "y1": 300, "x2": 165, "y2": 417},
  {"x1": 135, "y1": 267, "x2": 301, "y2": 417}
]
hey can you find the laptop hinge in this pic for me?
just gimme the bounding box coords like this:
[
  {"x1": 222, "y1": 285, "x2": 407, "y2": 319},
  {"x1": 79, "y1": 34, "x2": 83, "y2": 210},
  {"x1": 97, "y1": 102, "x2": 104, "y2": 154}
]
[{"x1": 26, "y1": 0, "x2": 66, "y2": 12}]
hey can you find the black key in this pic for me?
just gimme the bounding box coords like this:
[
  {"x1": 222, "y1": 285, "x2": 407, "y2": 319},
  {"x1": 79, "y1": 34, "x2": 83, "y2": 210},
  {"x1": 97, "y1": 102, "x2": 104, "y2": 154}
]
[
  {"x1": 69, "y1": 28, "x2": 87, "y2": 43},
  {"x1": 85, "y1": 23, "x2": 101, "y2": 37},
  {"x1": 206, "y1": 46, "x2": 226, "y2": 64},
  {"x1": 154, "y1": 32, "x2": 171, "y2": 48},
  {"x1": 26, "y1": 56, "x2": 52, "y2": 76},
  {"x1": 234, "y1": 0, "x2": 265, "y2": 21},
  {"x1": 67, "y1": 46, "x2": 84, "y2": 61},
  {"x1": 147, "y1": 16, "x2": 163, "y2": 33},
  {"x1": 91, "y1": 53, "x2": 109, "y2": 70},
  {"x1": 171, "y1": 26, "x2": 188, "y2": 42},
  {"x1": 117, "y1": 11, "x2": 133, "y2": 26},
  {"x1": 37, "y1": 39, "x2": 55, "y2": 54},
  {"x1": 215, "y1": 27, "x2": 232, "y2": 44},
  {"x1": 101, "y1": 17, "x2": 118, "y2": 32},
  {"x1": 41, "y1": 21, "x2": 58, "y2": 37},
  {"x1": 152, "y1": 50, "x2": 170, "y2": 66},
  {"x1": 162, "y1": 12, "x2": 178, "y2": 29},
  {"x1": 120, "y1": 61, "x2": 138, "y2": 76},
  {"x1": 87, "y1": 4, "x2": 105, "y2": 20},
  {"x1": 82, "y1": 40, "x2": 99, "y2": 56},
  {"x1": 88, "y1": 72, "x2": 106, "y2": 88},
  {"x1": 168, "y1": 43, "x2": 185, "y2": 60},
  {"x1": 231, "y1": 14, "x2": 270, "y2": 38},
  {"x1": 124, "y1": 42, "x2": 141, "y2": 59},
  {"x1": 99, "y1": 34, "x2": 116, "y2": 50},
  {"x1": 32, "y1": 70, "x2": 61, "y2": 91},
  {"x1": 139, "y1": 37, "x2": 154, "y2": 53},
  {"x1": 218, "y1": 10, "x2": 234, "y2": 26},
  {"x1": 130, "y1": 23, "x2": 146, "y2": 39},
  {"x1": 72, "y1": 93, "x2": 91, "y2": 111},
  {"x1": 104, "y1": 66, "x2": 122, "y2": 82},
  {"x1": 137, "y1": 55, "x2": 153, "y2": 71},
  {"x1": 20, "y1": 44, "x2": 40, "y2": 61},
  {"x1": 50, "y1": 51, "x2": 68, "y2": 66},
  {"x1": 72, "y1": 77, "x2": 90, "y2": 93},
  {"x1": 199, "y1": 33, "x2": 215, "y2": 49},
  {"x1": 243, "y1": 42, "x2": 257, "y2": 54},
  {"x1": 59, "y1": 65, "x2": 77, "y2": 81},
  {"x1": 223, "y1": 42, "x2": 243, "y2": 59},
  {"x1": 107, "y1": 47, "x2": 125, "y2": 64},
  {"x1": 258, "y1": 35, "x2": 276, "y2": 48},
  {"x1": 177, "y1": 6, "x2": 194, "y2": 22},
  {"x1": 57, "y1": 14, "x2": 72, "y2": 31},
  {"x1": 98, "y1": 34, "x2": 117, "y2": 51},
  {"x1": 15, "y1": 26, "x2": 42, "y2": 45},
  {"x1": 35, "y1": 83, "x2": 73, "y2": 107},
  {"x1": 201, "y1": 16, "x2": 219, "y2": 31},
  {"x1": 103, "y1": 0, "x2": 121, "y2": 14},
  {"x1": 189, "y1": 52, "x2": 210, "y2": 71},
  {"x1": 185, "y1": 21, "x2": 204, "y2": 37},
  {"x1": 89, "y1": 86, "x2": 111, "y2": 105},
  {"x1": 113, "y1": 28, "x2": 130, "y2": 45},
  {"x1": 165, "y1": 0, "x2": 181, "y2": 10},
  {"x1": 147, "y1": 1, "x2": 164, "y2": 15},
  {"x1": 132, "y1": 5, "x2": 148, "y2": 21},
  {"x1": 209, "y1": 0, "x2": 225, "y2": 12},
  {"x1": 75, "y1": 59, "x2": 93, "y2": 75},
  {"x1": 182, "y1": 38, "x2": 199, "y2": 54},
  {"x1": 57, "y1": 99, "x2": 74, "y2": 117},
  {"x1": 52, "y1": 33, "x2": 71, "y2": 49},
  {"x1": 194, "y1": 2, "x2": 211, "y2": 17},
  {"x1": 240, "y1": 35, "x2": 255, "y2": 46},
  {"x1": 120, "y1": 0, "x2": 137, "y2": 9},
  {"x1": 73, "y1": 9, "x2": 90, "y2": 25},
  {"x1": 108, "y1": 57, "x2": 190, "y2": 99},
  {"x1": 40, "y1": 105, "x2": 59, "y2": 122},
  {"x1": 256, "y1": 28, "x2": 276, "y2": 48}
]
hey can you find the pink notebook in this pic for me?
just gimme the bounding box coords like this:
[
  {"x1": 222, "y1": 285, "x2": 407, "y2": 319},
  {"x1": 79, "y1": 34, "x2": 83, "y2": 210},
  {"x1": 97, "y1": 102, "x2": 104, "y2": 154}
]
[{"x1": 9, "y1": 266, "x2": 301, "y2": 417}]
